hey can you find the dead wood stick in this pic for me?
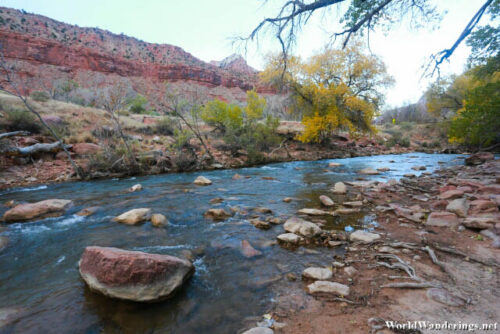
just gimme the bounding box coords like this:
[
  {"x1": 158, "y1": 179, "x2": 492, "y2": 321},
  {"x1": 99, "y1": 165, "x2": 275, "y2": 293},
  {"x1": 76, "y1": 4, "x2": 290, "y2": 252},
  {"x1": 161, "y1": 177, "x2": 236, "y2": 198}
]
[{"x1": 0, "y1": 131, "x2": 30, "y2": 139}]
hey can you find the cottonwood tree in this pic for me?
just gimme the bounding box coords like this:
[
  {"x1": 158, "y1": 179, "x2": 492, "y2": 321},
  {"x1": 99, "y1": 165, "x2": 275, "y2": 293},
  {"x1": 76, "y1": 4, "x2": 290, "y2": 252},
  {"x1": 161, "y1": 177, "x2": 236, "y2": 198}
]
[
  {"x1": 241, "y1": 0, "x2": 497, "y2": 77},
  {"x1": 0, "y1": 48, "x2": 84, "y2": 178}
]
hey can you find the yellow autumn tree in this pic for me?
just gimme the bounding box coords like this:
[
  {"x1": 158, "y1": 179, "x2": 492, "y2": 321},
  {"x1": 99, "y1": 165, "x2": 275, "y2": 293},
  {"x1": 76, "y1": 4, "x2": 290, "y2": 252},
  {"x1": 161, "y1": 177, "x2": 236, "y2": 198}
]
[{"x1": 261, "y1": 42, "x2": 394, "y2": 144}]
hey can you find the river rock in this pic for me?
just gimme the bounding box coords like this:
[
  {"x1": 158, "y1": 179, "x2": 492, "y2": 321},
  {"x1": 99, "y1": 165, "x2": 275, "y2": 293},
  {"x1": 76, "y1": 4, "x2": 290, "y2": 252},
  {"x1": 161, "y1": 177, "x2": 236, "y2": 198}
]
[
  {"x1": 344, "y1": 266, "x2": 358, "y2": 276},
  {"x1": 463, "y1": 216, "x2": 498, "y2": 230},
  {"x1": 302, "y1": 267, "x2": 333, "y2": 280},
  {"x1": 113, "y1": 208, "x2": 152, "y2": 225},
  {"x1": 446, "y1": 198, "x2": 469, "y2": 217},
  {"x1": 332, "y1": 182, "x2": 347, "y2": 194},
  {"x1": 250, "y1": 219, "x2": 271, "y2": 230},
  {"x1": 342, "y1": 201, "x2": 363, "y2": 207},
  {"x1": 129, "y1": 184, "x2": 143, "y2": 192},
  {"x1": 232, "y1": 173, "x2": 244, "y2": 180},
  {"x1": 151, "y1": 214, "x2": 168, "y2": 227},
  {"x1": 0, "y1": 236, "x2": 8, "y2": 252},
  {"x1": 240, "y1": 240, "x2": 262, "y2": 258},
  {"x1": 319, "y1": 195, "x2": 334, "y2": 207},
  {"x1": 439, "y1": 189, "x2": 464, "y2": 200},
  {"x1": 193, "y1": 176, "x2": 212, "y2": 185},
  {"x1": 349, "y1": 230, "x2": 380, "y2": 243},
  {"x1": 242, "y1": 328, "x2": 274, "y2": 334},
  {"x1": 465, "y1": 152, "x2": 494, "y2": 166},
  {"x1": 426, "y1": 212, "x2": 459, "y2": 227},
  {"x1": 469, "y1": 200, "x2": 498, "y2": 215},
  {"x1": 76, "y1": 206, "x2": 100, "y2": 217},
  {"x1": 328, "y1": 162, "x2": 342, "y2": 167},
  {"x1": 79, "y1": 246, "x2": 194, "y2": 302},
  {"x1": 297, "y1": 208, "x2": 330, "y2": 216},
  {"x1": 204, "y1": 208, "x2": 231, "y2": 220},
  {"x1": 3, "y1": 199, "x2": 73, "y2": 222},
  {"x1": 358, "y1": 168, "x2": 379, "y2": 175},
  {"x1": 254, "y1": 207, "x2": 273, "y2": 214},
  {"x1": 72, "y1": 143, "x2": 101, "y2": 155},
  {"x1": 277, "y1": 233, "x2": 303, "y2": 244},
  {"x1": 377, "y1": 167, "x2": 390, "y2": 172},
  {"x1": 307, "y1": 281, "x2": 350, "y2": 296},
  {"x1": 284, "y1": 217, "x2": 322, "y2": 238},
  {"x1": 335, "y1": 208, "x2": 360, "y2": 214},
  {"x1": 283, "y1": 197, "x2": 294, "y2": 203},
  {"x1": 411, "y1": 166, "x2": 426, "y2": 171}
]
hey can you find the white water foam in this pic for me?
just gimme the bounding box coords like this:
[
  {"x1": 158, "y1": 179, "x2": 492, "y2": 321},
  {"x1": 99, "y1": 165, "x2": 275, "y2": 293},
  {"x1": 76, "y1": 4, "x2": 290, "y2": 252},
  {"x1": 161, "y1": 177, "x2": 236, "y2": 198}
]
[
  {"x1": 56, "y1": 255, "x2": 66, "y2": 265},
  {"x1": 134, "y1": 244, "x2": 193, "y2": 252},
  {"x1": 0, "y1": 184, "x2": 48, "y2": 195}
]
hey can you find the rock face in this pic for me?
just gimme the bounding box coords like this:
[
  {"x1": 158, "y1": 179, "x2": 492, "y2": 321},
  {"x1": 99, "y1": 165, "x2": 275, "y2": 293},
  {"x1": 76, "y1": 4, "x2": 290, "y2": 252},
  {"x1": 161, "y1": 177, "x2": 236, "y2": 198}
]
[
  {"x1": 193, "y1": 176, "x2": 212, "y2": 185},
  {"x1": 332, "y1": 182, "x2": 347, "y2": 194},
  {"x1": 426, "y1": 212, "x2": 459, "y2": 227},
  {"x1": 319, "y1": 195, "x2": 334, "y2": 207},
  {"x1": 3, "y1": 199, "x2": 73, "y2": 222},
  {"x1": 284, "y1": 217, "x2": 322, "y2": 238},
  {"x1": 302, "y1": 267, "x2": 333, "y2": 280},
  {"x1": 349, "y1": 230, "x2": 380, "y2": 243},
  {"x1": 307, "y1": 281, "x2": 350, "y2": 296},
  {"x1": 79, "y1": 246, "x2": 194, "y2": 302},
  {"x1": 113, "y1": 208, "x2": 152, "y2": 225},
  {"x1": 465, "y1": 152, "x2": 494, "y2": 166}
]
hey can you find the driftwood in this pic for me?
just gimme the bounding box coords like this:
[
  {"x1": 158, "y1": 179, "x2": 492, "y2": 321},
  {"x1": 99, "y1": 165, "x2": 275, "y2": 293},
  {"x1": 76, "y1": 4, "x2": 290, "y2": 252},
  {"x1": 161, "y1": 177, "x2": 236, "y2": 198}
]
[
  {"x1": 3, "y1": 141, "x2": 69, "y2": 156},
  {"x1": 0, "y1": 131, "x2": 30, "y2": 139}
]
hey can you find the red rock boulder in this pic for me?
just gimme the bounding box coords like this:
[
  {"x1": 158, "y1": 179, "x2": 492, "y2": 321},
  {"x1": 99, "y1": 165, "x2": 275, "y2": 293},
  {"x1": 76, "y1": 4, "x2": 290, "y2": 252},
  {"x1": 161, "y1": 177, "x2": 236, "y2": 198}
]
[
  {"x1": 79, "y1": 246, "x2": 194, "y2": 302},
  {"x1": 3, "y1": 199, "x2": 73, "y2": 222}
]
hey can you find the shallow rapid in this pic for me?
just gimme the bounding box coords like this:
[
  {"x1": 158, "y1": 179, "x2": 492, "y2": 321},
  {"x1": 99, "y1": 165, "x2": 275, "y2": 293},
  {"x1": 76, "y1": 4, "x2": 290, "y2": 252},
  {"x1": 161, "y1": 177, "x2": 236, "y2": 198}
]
[{"x1": 0, "y1": 153, "x2": 463, "y2": 333}]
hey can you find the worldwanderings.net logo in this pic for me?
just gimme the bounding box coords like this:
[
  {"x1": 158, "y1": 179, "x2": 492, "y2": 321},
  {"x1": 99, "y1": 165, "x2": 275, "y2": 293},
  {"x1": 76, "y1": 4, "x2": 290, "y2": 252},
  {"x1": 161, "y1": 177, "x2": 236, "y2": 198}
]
[{"x1": 385, "y1": 320, "x2": 498, "y2": 331}]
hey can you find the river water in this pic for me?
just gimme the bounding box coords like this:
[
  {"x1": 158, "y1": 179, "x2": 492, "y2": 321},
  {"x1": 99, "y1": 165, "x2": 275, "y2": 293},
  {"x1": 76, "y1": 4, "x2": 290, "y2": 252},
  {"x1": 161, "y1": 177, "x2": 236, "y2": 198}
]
[{"x1": 0, "y1": 153, "x2": 463, "y2": 333}]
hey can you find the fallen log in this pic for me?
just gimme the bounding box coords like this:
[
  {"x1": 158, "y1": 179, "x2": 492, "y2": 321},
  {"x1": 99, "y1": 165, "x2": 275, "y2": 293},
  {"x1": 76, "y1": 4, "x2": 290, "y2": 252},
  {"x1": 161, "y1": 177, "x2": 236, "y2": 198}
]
[
  {"x1": 0, "y1": 131, "x2": 30, "y2": 139},
  {"x1": 3, "y1": 141, "x2": 71, "y2": 156}
]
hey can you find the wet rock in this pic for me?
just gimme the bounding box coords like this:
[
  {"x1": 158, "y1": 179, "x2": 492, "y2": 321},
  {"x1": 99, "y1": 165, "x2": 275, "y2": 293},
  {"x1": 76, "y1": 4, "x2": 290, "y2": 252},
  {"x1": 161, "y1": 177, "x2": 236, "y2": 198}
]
[
  {"x1": 232, "y1": 173, "x2": 244, "y2": 180},
  {"x1": 307, "y1": 281, "x2": 349, "y2": 296},
  {"x1": 377, "y1": 167, "x2": 390, "y2": 172},
  {"x1": 250, "y1": 219, "x2": 271, "y2": 230},
  {"x1": 204, "y1": 208, "x2": 232, "y2": 221},
  {"x1": 286, "y1": 273, "x2": 297, "y2": 281},
  {"x1": 0, "y1": 236, "x2": 8, "y2": 252},
  {"x1": 358, "y1": 168, "x2": 379, "y2": 175},
  {"x1": 79, "y1": 246, "x2": 194, "y2": 302},
  {"x1": 411, "y1": 166, "x2": 426, "y2": 171},
  {"x1": 254, "y1": 207, "x2": 273, "y2": 214},
  {"x1": 76, "y1": 206, "x2": 100, "y2": 217},
  {"x1": 328, "y1": 162, "x2": 342, "y2": 167},
  {"x1": 465, "y1": 152, "x2": 494, "y2": 166},
  {"x1": 0, "y1": 307, "x2": 24, "y2": 328},
  {"x1": 193, "y1": 176, "x2": 212, "y2": 185},
  {"x1": 241, "y1": 240, "x2": 262, "y2": 258},
  {"x1": 297, "y1": 208, "x2": 330, "y2": 216},
  {"x1": 4, "y1": 200, "x2": 17, "y2": 208},
  {"x1": 426, "y1": 212, "x2": 459, "y2": 227},
  {"x1": 113, "y1": 208, "x2": 152, "y2": 225},
  {"x1": 328, "y1": 241, "x2": 345, "y2": 247},
  {"x1": 129, "y1": 184, "x2": 142, "y2": 192},
  {"x1": 319, "y1": 195, "x2": 334, "y2": 207},
  {"x1": 349, "y1": 230, "x2": 380, "y2": 243},
  {"x1": 282, "y1": 197, "x2": 294, "y2": 203},
  {"x1": 446, "y1": 198, "x2": 469, "y2": 217},
  {"x1": 403, "y1": 173, "x2": 416, "y2": 178},
  {"x1": 151, "y1": 214, "x2": 168, "y2": 227},
  {"x1": 332, "y1": 182, "x2": 347, "y2": 194},
  {"x1": 439, "y1": 189, "x2": 465, "y2": 200},
  {"x1": 266, "y1": 217, "x2": 283, "y2": 224},
  {"x1": 242, "y1": 327, "x2": 274, "y2": 334},
  {"x1": 3, "y1": 199, "x2": 73, "y2": 223},
  {"x1": 335, "y1": 208, "x2": 361, "y2": 214},
  {"x1": 209, "y1": 197, "x2": 224, "y2": 204},
  {"x1": 277, "y1": 233, "x2": 303, "y2": 245},
  {"x1": 302, "y1": 267, "x2": 333, "y2": 280},
  {"x1": 284, "y1": 217, "x2": 322, "y2": 238}
]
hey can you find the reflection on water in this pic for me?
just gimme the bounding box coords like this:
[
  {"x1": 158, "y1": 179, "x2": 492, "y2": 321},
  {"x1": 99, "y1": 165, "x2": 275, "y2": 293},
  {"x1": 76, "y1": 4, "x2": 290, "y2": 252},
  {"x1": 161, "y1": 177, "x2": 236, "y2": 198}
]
[{"x1": 0, "y1": 153, "x2": 462, "y2": 333}]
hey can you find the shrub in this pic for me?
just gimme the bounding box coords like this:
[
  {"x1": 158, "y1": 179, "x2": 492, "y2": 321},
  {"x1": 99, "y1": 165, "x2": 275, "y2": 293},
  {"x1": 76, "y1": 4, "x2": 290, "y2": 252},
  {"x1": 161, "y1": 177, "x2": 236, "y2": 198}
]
[
  {"x1": 385, "y1": 130, "x2": 410, "y2": 148},
  {"x1": 399, "y1": 122, "x2": 414, "y2": 131},
  {"x1": 128, "y1": 95, "x2": 149, "y2": 114},
  {"x1": 172, "y1": 128, "x2": 193, "y2": 149},
  {"x1": 154, "y1": 117, "x2": 176, "y2": 135},
  {"x1": 30, "y1": 91, "x2": 50, "y2": 102},
  {"x1": 4, "y1": 109, "x2": 41, "y2": 133}
]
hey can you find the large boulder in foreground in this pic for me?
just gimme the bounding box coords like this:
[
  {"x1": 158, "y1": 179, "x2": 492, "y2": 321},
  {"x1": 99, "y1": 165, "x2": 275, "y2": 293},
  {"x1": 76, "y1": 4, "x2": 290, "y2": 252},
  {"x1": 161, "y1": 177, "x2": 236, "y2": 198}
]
[
  {"x1": 3, "y1": 199, "x2": 73, "y2": 222},
  {"x1": 113, "y1": 208, "x2": 152, "y2": 225},
  {"x1": 79, "y1": 246, "x2": 194, "y2": 302}
]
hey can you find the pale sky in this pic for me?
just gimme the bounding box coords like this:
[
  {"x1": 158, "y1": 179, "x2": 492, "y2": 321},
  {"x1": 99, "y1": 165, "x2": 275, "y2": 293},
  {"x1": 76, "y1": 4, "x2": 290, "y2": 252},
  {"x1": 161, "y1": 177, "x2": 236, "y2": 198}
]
[{"x1": 0, "y1": 0, "x2": 492, "y2": 107}]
